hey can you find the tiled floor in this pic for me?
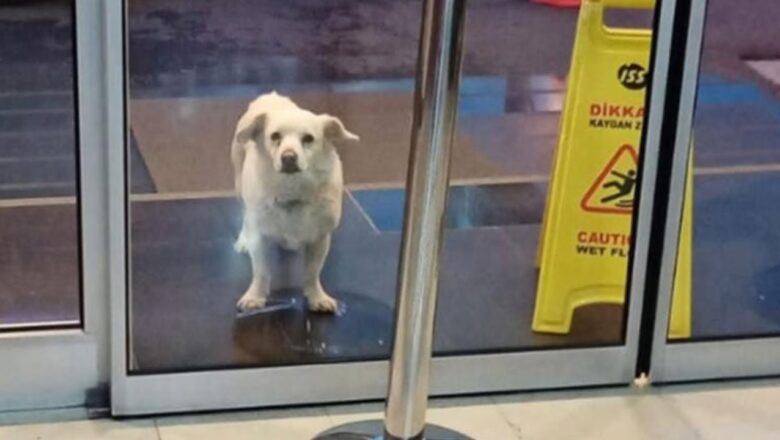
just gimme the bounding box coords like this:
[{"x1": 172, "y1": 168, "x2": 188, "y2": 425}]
[{"x1": 2, "y1": 379, "x2": 780, "y2": 439}]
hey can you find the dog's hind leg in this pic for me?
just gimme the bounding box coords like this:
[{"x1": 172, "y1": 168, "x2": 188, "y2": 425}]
[
  {"x1": 303, "y1": 234, "x2": 338, "y2": 313},
  {"x1": 234, "y1": 220, "x2": 249, "y2": 253}
]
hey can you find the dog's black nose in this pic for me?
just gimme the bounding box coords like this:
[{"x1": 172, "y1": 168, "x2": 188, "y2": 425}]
[{"x1": 280, "y1": 151, "x2": 300, "y2": 173}]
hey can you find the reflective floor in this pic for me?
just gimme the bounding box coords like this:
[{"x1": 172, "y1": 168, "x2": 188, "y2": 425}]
[
  {"x1": 128, "y1": 189, "x2": 622, "y2": 372},
  {"x1": 3, "y1": 379, "x2": 780, "y2": 439}
]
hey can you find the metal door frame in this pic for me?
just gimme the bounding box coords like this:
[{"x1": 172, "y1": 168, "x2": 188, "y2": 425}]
[
  {"x1": 108, "y1": 0, "x2": 681, "y2": 415},
  {"x1": 0, "y1": 0, "x2": 109, "y2": 412},
  {"x1": 646, "y1": 0, "x2": 780, "y2": 383}
]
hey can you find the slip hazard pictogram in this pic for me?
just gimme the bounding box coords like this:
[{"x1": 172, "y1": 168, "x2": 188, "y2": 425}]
[{"x1": 580, "y1": 144, "x2": 638, "y2": 215}]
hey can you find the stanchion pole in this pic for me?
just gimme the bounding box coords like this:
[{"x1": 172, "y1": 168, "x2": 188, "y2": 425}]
[
  {"x1": 314, "y1": 0, "x2": 470, "y2": 439},
  {"x1": 383, "y1": 0, "x2": 467, "y2": 437}
]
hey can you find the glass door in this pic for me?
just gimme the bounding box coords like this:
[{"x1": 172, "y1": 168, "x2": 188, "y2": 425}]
[
  {"x1": 110, "y1": 0, "x2": 680, "y2": 415},
  {"x1": 648, "y1": 0, "x2": 780, "y2": 382},
  {"x1": 0, "y1": 0, "x2": 107, "y2": 411}
]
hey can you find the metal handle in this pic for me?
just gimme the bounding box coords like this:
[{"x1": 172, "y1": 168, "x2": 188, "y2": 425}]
[{"x1": 383, "y1": 0, "x2": 468, "y2": 439}]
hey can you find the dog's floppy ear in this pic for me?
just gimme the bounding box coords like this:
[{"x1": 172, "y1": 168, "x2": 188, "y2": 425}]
[
  {"x1": 234, "y1": 110, "x2": 266, "y2": 146},
  {"x1": 230, "y1": 109, "x2": 266, "y2": 196},
  {"x1": 319, "y1": 114, "x2": 359, "y2": 143}
]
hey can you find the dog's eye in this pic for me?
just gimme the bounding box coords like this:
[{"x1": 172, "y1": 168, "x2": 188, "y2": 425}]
[
  {"x1": 301, "y1": 134, "x2": 314, "y2": 144},
  {"x1": 270, "y1": 132, "x2": 281, "y2": 143}
]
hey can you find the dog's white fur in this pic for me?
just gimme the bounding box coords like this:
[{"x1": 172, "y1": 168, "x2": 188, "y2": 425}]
[{"x1": 231, "y1": 92, "x2": 359, "y2": 313}]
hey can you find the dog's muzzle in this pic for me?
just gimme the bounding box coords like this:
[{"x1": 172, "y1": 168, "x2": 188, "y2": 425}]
[{"x1": 280, "y1": 151, "x2": 300, "y2": 174}]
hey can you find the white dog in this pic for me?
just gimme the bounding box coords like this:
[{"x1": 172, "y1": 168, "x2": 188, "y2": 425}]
[{"x1": 231, "y1": 92, "x2": 359, "y2": 313}]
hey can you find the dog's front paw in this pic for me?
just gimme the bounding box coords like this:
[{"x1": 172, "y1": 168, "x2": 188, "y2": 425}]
[
  {"x1": 237, "y1": 289, "x2": 267, "y2": 311},
  {"x1": 307, "y1": 291, "x2": 338, "y2": 313}
]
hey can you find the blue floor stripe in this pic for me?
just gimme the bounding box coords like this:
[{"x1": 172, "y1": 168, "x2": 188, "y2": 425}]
[
  {"x1": 698, "y1": 83, "x2": 766, "y2": 106},
  {"x1": 138, "y1": 76, "x2": 507, "y2": 116},
  {"x1": 696, "y1": 79, "x2": 780, "y2": 123},
  {"x1": 351, "y1": 189, "x2": 406, "y2": 232}
]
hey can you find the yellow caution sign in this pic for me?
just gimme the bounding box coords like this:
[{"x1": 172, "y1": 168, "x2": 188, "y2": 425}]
[{"x1": 533, "y1": 0, "x2": 692, "y2": 339}]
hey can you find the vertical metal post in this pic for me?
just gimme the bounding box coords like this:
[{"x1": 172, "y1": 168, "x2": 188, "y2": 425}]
[
  {"x1": 314, "y1": 0, "x2": 469, "y2": 439},
  {"x1": 384, "y1": 0, "x2": 467, "y2": 438}
]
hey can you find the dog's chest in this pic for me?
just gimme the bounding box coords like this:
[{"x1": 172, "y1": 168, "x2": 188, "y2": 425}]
[{"x1": 255, "y1": 198, "x2": 340, "y2": 248}]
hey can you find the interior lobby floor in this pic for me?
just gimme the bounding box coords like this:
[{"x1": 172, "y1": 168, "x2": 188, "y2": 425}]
[{"x1": 2, "y1": 378, "x2": 780, "y2": 439}]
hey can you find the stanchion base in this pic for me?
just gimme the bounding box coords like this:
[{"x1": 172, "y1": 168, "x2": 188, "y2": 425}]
[{"x1": 313, "y1": 419, "x2": 474, "y2": 440}]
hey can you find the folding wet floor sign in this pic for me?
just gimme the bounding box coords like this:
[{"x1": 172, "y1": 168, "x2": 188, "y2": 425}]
[{"x1": 533, "y1": 0, "x2": 692, "y2": 339}]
